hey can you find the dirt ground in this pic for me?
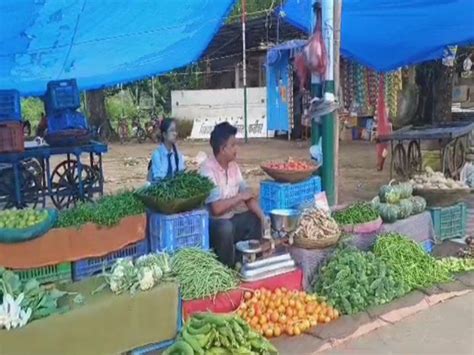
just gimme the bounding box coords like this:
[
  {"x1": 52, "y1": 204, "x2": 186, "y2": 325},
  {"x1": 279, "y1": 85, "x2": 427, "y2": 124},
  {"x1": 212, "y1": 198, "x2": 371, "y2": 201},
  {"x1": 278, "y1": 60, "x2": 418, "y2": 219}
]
[{"x1": 102, "y1": 139, "x2": 390, "y2": 204}]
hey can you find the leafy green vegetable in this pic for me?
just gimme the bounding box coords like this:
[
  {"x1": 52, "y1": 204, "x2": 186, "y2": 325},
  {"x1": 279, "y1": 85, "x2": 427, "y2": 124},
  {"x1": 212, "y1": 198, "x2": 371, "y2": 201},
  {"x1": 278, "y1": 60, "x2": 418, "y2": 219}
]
[
  {"x1": 142, "y1": 172, "x2": 214, "y2": 201},
  {"x1": 333, "y1": 202, "x2": 380, "y2": 226},
  {"x1": 0, "y1": 268, "x2": 72, "y2": 321},
  {"x1": 56, "y1": 190, "x2": 145, "y2": 228},
  {"x1": 311, "y1": 246, "x2": 407, "y2": 315},
  {"x1": 374, "y1": 233, "x2": 452, "y2": 290}
]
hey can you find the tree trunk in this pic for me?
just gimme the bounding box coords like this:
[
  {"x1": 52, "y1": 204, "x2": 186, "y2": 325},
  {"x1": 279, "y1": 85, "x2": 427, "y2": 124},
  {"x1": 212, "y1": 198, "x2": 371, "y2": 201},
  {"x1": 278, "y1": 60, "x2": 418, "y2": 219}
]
[
  {"x1": 415, "y1": 60, "x2": 454, "y2": 125},
  {"x1": 86, "y1": 89, "x2": 117, "y2": 140}
]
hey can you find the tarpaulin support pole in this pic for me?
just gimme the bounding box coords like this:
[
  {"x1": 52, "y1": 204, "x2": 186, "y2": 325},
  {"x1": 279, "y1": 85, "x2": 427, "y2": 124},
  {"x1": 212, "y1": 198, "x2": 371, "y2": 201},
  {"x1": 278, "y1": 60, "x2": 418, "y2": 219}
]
[
  {"x1": 311, "y1": 0, "x2": 337, "y2": 206},
  {"x1": 242, "y1": 0, "x2": 248, "y2": 142}
]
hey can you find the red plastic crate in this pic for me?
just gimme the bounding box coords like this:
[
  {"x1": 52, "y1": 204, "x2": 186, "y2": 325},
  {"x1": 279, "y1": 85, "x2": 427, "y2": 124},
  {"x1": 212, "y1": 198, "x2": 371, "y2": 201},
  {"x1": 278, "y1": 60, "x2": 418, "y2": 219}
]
[{"x1": 0, "y1": 121, "x2": 24, "y2": 153}]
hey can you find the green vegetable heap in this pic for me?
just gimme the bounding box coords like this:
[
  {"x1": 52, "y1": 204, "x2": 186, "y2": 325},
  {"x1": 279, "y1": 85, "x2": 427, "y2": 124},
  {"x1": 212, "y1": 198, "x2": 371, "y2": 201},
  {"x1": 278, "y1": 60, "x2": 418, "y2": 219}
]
[
  {"x1": 332, "y1": 202, "x2": 379, "y2": 226},
  {"x1": 436, "y1": 257, "x2": 474, "y2": 273},
  {"x1": 373, "y1": 181, "x2": 426, "y2": 223},
  {"x1": 56, "y1": 190, "x2": 145, "y2": 228},
  {"x1": 374, "y1": 233, "x2": 452, "y2": 290},
  {"x1": 171, "y1": 248, "x2": 239, "y2": 301},
  {"x1": 164, "y1": 313, "x2": 278, "y2": 355},
  {"x1": 143, "y1": 172, "x2": 214, "y2": 201},
  {"x1": 0, "y1": 268, "x2": 70, "y2": 321},
  {"x1": 312, "y1": 246, "x2": 407, "y2": 315},
  {"x1": 0, "y1": 209, "x2": 49, "y2": 229}
]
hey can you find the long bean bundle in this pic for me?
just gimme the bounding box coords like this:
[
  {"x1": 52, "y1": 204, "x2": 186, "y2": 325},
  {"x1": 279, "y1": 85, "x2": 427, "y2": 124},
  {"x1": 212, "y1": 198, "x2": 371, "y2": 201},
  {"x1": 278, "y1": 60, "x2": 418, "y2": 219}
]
[
  {"x1": 171, "y1": 248, "x2": 239, "y2": 300},
  {"x1": 374, "y1": 233, "x2": 452, "y2": 290}
]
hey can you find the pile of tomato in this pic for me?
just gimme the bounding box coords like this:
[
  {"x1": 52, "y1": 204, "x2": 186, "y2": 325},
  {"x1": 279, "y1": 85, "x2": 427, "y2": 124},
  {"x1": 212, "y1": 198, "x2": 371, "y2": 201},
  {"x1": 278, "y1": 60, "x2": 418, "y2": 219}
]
[
  {"x1": 264, "y1": 160, "x2": 314, "y2": 171},
  {"x1": 236, "y1": 288, "x2": 339, "y2": 338}
]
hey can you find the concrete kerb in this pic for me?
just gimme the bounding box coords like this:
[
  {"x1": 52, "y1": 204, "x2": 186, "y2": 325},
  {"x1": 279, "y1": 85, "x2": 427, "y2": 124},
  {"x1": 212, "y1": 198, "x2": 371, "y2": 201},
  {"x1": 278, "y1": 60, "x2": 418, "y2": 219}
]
[{"x1": 273, "y1": 274, "x2": 474, "y2": 354}]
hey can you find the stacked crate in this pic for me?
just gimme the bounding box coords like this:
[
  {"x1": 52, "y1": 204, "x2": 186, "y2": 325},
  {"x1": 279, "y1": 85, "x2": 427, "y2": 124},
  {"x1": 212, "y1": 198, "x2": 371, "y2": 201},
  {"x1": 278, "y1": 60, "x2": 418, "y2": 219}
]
[
  {"x1": 259, "y1": 176, "x2": 322, "y2": 214},
  {"x1": 0, "y1": 89, "x2": 24, "y2": 153}
]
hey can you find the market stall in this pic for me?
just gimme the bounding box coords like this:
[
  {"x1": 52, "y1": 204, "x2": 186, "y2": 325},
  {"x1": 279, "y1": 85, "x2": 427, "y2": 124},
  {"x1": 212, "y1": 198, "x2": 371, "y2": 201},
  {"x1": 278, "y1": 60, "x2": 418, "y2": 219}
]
[{"x1": 378, "y1": 121, "x2": 474, "y2": 179}]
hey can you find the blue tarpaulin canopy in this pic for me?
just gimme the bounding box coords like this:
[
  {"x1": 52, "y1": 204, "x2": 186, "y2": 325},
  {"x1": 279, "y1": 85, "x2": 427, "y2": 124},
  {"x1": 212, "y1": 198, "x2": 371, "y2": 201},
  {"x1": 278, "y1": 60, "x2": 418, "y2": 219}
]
[
  {"x1": 0, "y1": 0, "x2": 235, "y2": 96},
  {"x1": 282, "y1": 0, "x2": 474, "y2": 72}
]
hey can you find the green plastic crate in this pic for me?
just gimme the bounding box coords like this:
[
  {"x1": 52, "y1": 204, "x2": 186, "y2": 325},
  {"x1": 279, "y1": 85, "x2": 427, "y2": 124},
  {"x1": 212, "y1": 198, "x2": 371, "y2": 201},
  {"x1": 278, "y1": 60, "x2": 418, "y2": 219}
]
[
  {"x1": 15, "y1": 262, "x2": 72, "y2": 284},
  {"x1": 429, "y1": 203, "x2": 467, "y2": 242}
]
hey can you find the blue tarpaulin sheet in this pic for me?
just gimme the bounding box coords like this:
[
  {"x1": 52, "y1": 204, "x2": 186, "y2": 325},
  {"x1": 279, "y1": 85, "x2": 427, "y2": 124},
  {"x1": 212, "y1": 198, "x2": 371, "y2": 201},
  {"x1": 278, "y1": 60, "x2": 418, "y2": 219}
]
[
  {"x1": 282, "y1": 0, "x2": 474, "y2": 72},
  {"x1": 0, "y1": 0, "x2": 235, "y2": 96}
]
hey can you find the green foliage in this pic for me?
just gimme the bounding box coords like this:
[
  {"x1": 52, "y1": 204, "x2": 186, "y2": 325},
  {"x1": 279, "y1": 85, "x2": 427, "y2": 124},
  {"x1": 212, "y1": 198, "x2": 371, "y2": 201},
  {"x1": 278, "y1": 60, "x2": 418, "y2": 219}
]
[{"x1": 21, "y1": 98, "x2": 44, "y2": 128}]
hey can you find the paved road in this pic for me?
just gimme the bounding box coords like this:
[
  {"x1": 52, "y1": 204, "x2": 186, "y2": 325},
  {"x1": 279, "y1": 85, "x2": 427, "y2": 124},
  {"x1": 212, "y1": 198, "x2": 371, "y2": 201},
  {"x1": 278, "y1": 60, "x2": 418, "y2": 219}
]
[{"x1": 325, "y1": 293, "x2": 474, "y2": 355}]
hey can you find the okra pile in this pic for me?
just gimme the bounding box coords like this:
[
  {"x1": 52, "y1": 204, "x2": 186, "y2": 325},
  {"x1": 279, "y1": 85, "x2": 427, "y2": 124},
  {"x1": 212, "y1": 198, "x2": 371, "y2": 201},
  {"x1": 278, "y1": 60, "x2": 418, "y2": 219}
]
[
  {"x1": 142, "y1": 172, "x2": 214, "y2": 201},
  {"x1": 332, "y1": 202, "x2": 380, "y2": 226},
  {"x1": 374, "y1": 233, "x2": 452, "y2": 290},
  {"x1": 56, "y1": 190, "x2": 145, "y2": 228},
  {"x1": 164, "y1": 313, "x2": 278, "y2": 355}
]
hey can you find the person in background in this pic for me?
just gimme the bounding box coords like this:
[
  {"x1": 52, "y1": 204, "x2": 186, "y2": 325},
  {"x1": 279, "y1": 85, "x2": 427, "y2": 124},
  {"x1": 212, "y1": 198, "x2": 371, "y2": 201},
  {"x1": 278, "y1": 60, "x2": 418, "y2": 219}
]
[
  {"x1": 22, "y1": 120, "x2": 31, "y2": 137},
  {"x1": 36, "y1": 112, "x2": 47, "y2": 137},
  {"x1": 147, "y1": 118, "x2": 185, "y2": 183},
  {"x1": 199, "y1": 122, "x2": 266, "y2": 267}
]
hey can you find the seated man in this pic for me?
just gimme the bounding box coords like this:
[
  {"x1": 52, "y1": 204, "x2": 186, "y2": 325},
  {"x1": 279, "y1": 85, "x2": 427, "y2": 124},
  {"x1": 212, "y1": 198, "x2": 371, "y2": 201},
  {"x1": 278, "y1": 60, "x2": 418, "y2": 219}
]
[{"x1": 200, "y1": 122, "x2": 266, "y2": 267}]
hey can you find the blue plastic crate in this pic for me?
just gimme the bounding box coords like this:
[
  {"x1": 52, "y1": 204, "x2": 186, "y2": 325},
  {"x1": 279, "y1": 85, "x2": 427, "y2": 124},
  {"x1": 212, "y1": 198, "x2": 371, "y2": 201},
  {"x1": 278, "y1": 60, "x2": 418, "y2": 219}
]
[
  {"x1": 46, "y1": 79, "x2": 81, "y2": 113},
  {"x1": 148, "y1": 209, "x2": 209, "y2": 253},
  {"x1": 72, "y1": 239, "x2": 149, "y2": 281},
  {"x1": 0, "y1": 90, "x2": 21, "y2": 121},
  {"x1": 429, "y1": 203, "x2": 467, "y2": 242},
  {"x1": 47, "y1": 110, "x2": 88, "y2": 133},
  {"x1": 260, "y1": 176, "x2": 321, "y2": 214},
  {"x1": 419, "y1": 239, "x2": 434, "y2": 254}
]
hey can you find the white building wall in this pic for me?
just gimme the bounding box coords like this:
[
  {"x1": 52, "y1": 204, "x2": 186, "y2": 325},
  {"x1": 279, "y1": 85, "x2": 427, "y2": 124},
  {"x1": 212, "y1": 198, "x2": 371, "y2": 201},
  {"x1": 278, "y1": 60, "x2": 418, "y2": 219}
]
[{"x1": 171, "y1": 87, "x2": 271, "y2": 139}]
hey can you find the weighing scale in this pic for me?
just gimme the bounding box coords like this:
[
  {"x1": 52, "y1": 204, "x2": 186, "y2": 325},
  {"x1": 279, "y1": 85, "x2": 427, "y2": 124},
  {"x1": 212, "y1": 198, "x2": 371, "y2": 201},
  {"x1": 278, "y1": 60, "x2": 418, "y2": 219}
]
[{"x1": 236, "y1": 209, "x2": 300, "y2": 282}]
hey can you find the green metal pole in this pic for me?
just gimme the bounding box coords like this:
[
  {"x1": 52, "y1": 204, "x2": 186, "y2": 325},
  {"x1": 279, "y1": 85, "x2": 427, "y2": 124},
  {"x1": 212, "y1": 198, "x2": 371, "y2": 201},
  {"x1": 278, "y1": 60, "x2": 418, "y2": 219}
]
[{"x1": 311, "y1": 0, "x2": 336, "y2": 206}]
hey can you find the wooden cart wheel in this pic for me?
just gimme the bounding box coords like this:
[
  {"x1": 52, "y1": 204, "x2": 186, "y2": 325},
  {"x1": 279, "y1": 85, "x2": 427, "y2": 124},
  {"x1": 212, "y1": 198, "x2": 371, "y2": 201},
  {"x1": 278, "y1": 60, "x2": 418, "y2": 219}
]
[
  {"x1": 451, "y1": 138, "x2": 466, "y2": 178},
  {"x1": 392, "y1": 143, "x2": 408, "y2": 178},
  {"x1": 0, "y1": 167, "x2": 44, "y2": 210},
  {"x1": 50, "y1": 160, "x2": 99, "y2": 210},
  {"x1": 407, "y1": 140, "x2": 422, "y2": 176}
]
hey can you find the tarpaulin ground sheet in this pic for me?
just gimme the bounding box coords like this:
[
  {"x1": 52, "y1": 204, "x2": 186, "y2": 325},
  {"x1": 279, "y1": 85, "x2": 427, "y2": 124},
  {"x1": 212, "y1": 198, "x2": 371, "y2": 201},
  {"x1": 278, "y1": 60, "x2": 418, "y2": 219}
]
[{"x1": 0, "y1": 279, "x2": 180, "y2": 355}]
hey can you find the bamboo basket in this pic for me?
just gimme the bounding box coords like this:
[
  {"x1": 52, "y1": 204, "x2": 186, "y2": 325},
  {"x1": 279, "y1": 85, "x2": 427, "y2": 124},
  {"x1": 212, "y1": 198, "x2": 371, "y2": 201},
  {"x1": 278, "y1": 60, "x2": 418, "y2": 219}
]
[
  {"x1": 413, "y1": 188, "x2": 470, "y2": 207},
  {"x1": 293, "y1": 232, "x2": 341, "y2": 249}
]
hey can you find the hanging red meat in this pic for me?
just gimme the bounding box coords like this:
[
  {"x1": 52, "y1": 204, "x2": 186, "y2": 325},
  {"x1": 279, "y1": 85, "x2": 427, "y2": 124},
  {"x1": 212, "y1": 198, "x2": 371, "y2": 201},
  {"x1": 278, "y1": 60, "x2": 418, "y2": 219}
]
[
  {"x1": 294, "y1": 53, "x2": 309, "y2": 90},
  {"x1": 303, "y1": 3, "x2": 327, "y2": 77},
  {"x1": 293, "y1": 3, "x2": 327, "y2": 91}
]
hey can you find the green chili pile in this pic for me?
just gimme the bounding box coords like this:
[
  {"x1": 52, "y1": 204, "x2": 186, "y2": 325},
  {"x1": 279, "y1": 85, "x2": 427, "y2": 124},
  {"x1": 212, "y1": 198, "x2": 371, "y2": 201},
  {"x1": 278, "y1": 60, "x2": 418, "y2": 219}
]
[
  {"x1": 143, "y1": 172, "x2": 214, "y2": 201},
  {"x1": 312, "y1": 246, "x2": 407, "y2": 315},
  {"x1": 373, "y1": 233, "x2": 452, "y2": 290},
  {"x1": 171, "y1": 248, "x2": 239, "y2": 300},
  {"x1": 164, "y1": 313, "x2": 277, "y2": 355},
  {"x1": 333, "y1": 202, "x2": 380, "y2": 226},
  {"x1": 56, "y1": 190, "x2": 145, "y2": 228}
]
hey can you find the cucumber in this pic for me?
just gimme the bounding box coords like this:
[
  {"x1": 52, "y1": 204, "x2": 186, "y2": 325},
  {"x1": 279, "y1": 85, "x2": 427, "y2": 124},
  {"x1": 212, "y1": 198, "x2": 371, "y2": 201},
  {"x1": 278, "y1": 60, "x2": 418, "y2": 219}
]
[
  {"x1": 182, "y1": 328, "x2": 204, "y2": 355},
  {"x1": 163, "y1": 340, "x2": 194, "y2": 355}
]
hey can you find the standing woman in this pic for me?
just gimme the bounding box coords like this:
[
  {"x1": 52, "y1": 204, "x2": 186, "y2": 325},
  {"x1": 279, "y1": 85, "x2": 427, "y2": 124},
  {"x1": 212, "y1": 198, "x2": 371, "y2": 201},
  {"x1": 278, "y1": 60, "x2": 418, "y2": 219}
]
[{"x1": 148, "y1": 118, "x2": 185, "y2": 183}]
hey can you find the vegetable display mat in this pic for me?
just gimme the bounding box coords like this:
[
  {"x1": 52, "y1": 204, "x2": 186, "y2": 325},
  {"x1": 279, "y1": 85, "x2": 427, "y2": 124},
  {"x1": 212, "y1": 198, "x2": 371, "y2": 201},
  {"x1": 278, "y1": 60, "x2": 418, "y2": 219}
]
[
  {"x1": 0, "y1": 279, "x2": 179, "y2": 355},
  {"x1": 0, "y1": 214, "x2": 146, "y2": 269},
  {"x1": 182, "y1": 269, "x2": 303, "y2": 319}
]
